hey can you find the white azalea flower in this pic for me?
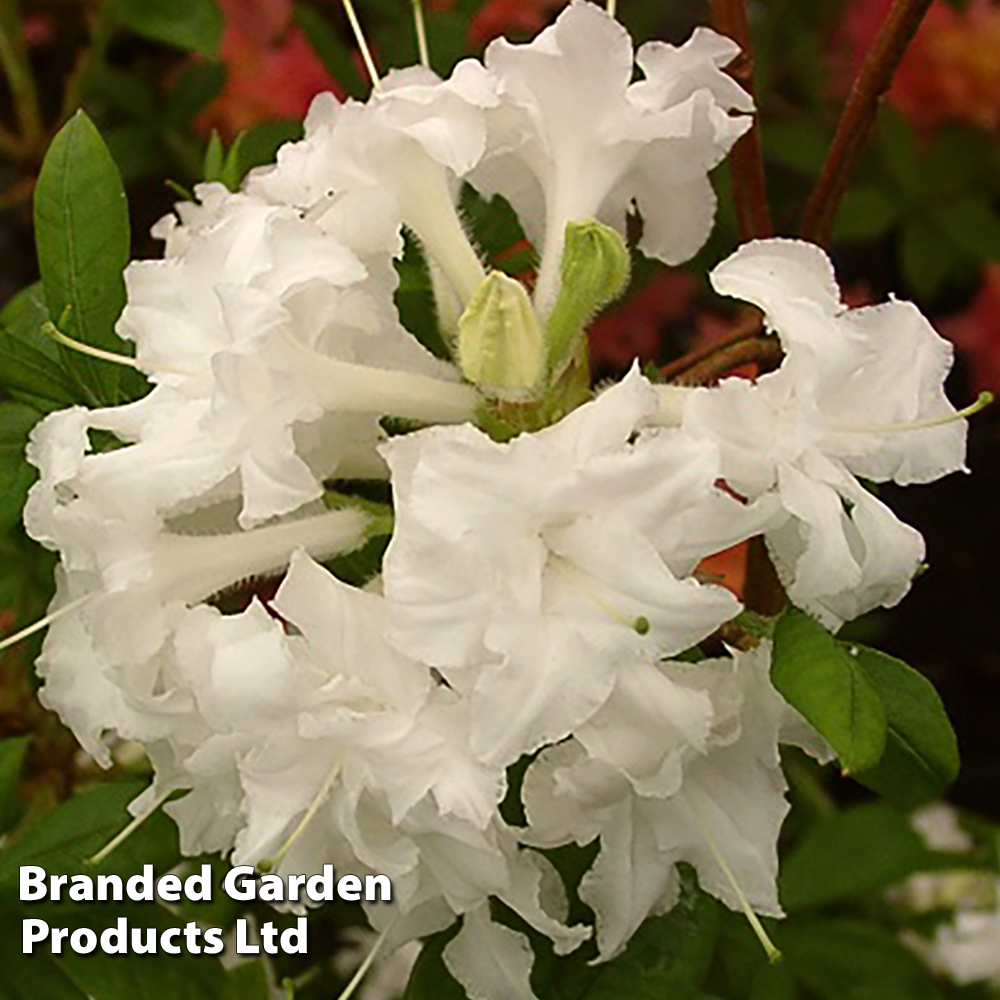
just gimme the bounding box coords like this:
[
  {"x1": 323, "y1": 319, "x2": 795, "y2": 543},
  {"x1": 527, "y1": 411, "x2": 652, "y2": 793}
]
[
  {"x1": 468, "y1": 0, "x2": 752, "y2": 314},
  {"x1": 381, "y1": 367, "x2": 756, "y2": 769},
  {"x1": 681, "y1": 238, "x2": 969, "y2": 628},
  {"x1": 250, "y1": 64, "x2": 496, "y2": 312},
  {"x1": 523, "y1": 643, "x2": 827, "y2": 961},
  {"x1": 118, "y1": 185, "x2": 478, "y2": 526}
]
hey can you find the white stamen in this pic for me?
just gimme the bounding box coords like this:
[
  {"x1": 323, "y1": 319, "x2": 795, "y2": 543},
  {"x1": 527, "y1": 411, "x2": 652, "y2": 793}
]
[
  {"x1": 257, "y1": 760, "x2": 342, "y2": 873},
  {"x1": 411, "y1": 0, "x2": 430, "y2": 69},
  {"x1": 832, "y1": 392, "x2": 993, "y2": 435},
  {"x1": 336, "y1": 917, "x2": 398, "y2": 1000},
  {"x1": 340, "y1": 0, "x2": 381, "y2": 91},
  {"x1": 86, "y1": 787, "x2": 174, "y2": 866},
  {"x1": 0, "y1": 595, "x2": 89, "y2": 655},
  {"x1": 607, "y1": 0, "x2": 618, "y2": 18},
  {"x1": 44, "y1": 323, "x2": 194, "y2": 379},
  {"x1": 679, "y1": 796, "x2": 782, "y2": 963}
]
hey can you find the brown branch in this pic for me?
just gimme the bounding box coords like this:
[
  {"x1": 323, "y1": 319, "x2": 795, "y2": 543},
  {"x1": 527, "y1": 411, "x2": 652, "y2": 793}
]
[
  {"x1": 668, "y1": 334, "x2": 782, "y2": 386},
  {"x1": 709, "y1": 0, "x2": 773, "y2": 241},
  {"x1": 801, "y1": 0, "x2": 934, "y2": 245},
  {"x1": 659, "y1": 307, "x2": 763, "y2": 382}
]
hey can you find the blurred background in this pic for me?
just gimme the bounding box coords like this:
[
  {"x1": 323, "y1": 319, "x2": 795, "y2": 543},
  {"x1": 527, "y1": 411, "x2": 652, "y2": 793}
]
[{"x1": 0, "y1": 0, "x2": 996, "y2": 866}]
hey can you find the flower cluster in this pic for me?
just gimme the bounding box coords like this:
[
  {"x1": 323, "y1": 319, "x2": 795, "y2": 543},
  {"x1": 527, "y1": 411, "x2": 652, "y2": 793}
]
[{"x1": 20, "y1": 4, "x2": 972, "y2": 997}]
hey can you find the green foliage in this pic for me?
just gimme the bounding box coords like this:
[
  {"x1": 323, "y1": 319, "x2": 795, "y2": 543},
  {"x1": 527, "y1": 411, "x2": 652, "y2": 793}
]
[
  {"x1": 293, "y1": 4, "x2": 367, "y2": 99},
  {"x1": 0, "y1": 736, "x2": 30, "y2": 834},
  {"x1": 772, "y1": 607, "x2": 887, "y2": 775},
  {"x1": 850, "y1": 645, "x2": 960, "y2": 809},
  {"x1": 776, "y1": 918, "x2": 945, "y2": 1000},
  {"x1": 779, "y1": 802, "x2": 928, "y2": 911},
  {"x1": 0, "y1": 780, "x2": 179, "y2": 886},
  {"x1": 34, "y1": 111, "x2": 131, "y2": 407},
  {"x1": 117, "y1": 0, "x2": 223, "y2": 56},
  {"x1": 0, "y1": 284, "x2": 81, "y2": 412},
  {"x1": 405, "y1": 873, "x2": 720, "y2": 1000},
  {"x1": 0, "y1": 403, "x2": 41, "y2": 534}
]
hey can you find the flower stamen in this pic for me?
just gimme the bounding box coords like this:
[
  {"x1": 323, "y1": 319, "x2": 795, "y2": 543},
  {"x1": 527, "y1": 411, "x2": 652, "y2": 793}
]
[
  {"x1": 679, "y1": 796, "x2": 782, "y2": 963},
  {"x1": 256, "y1": 760, "x2": 342, "y2": 874},
  {"x1": 832, "y1": 391, "x2": 993, "y2": 435},
  {"x1": 0, "y1": 595, "x2": 89, "y2": 655},
  {"x1": 411, "y1": 0, "x2": 430, "y2": 69},
  {"x1": 340, "y1": 0, "x2": 382, "y2": 92},
  {"x1": 44, "y1": 322, "x2": 195, "y2": 378},
  {"x1": 85, "y1": 787, "x2": 174, "y2": 866},
  {"x1": 335, "y1": 916, "x2": 398, "y2": 1000}
]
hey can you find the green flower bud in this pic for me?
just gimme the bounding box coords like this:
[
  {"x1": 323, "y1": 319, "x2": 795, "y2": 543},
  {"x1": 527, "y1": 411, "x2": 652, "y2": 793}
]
[
  {"x1": 546, "y1": 219, "x2": 631, "y2": 379},
  {"x1": 458, "y1": 271, "x2": 545, "y2": 399}
]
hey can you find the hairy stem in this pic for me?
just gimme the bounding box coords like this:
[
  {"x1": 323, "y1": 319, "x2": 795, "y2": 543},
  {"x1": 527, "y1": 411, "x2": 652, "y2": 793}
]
[
  {"x1": 709, "y1": 0, "x2": 772, "y2": 240},
  {"x1": 801, "y1": 0, "x2": 935, "y2": 245},
  {"x1": 665, "y1": 332, "x2": 781, "y2": 386}
]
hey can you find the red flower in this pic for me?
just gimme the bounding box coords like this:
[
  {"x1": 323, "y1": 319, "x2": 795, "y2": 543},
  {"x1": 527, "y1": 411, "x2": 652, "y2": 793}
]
[
  {"x1": 839, "y1": 0, "x2": 1000, "y2": 133},
  {"x1": 197, "y1": 0, "x2": 340, "y2": 136}
]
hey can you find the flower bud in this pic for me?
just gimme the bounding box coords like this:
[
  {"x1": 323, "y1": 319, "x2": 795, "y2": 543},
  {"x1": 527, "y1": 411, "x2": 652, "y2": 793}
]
[
  {"x1": 457, "y1": 271, "x2": 545, "y2": 399},
  {"x1": 546, "y1": 219, "x2": 631, "y2": 379}
]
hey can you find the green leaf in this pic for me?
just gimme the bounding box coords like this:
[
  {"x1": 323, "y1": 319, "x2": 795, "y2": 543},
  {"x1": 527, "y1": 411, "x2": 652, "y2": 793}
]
[
  {"x1": 0, "y1": 780, "x2": 180, "y2": 887},
  {"x1": 778, "y1": 918, "x2": 944, "y2": 1000},
  {"x1": 849, "y1": 645, "x2": 960, "y2": 808},
  {"x1": 779, "y1": 802, "x2": 928, "y2": 911},
  {"x1": 166, "y1": 61, "x2": 226, "y2": 129},
  {"x1": 293, "y1": 3, "x2": 367, "y2": 99},
  {"x1": 772, "y1": 607, "x2": 887, "y2": 774},
  {"x1": 51, "y1": 904, "x2": 229, "y2": 1000},
  {"x1": 900, "y1": 220, "x2": 951, "y2": 300},
  {"x1": 0, "y1": 283, "x2": 86, "y2": 411},
  {"x1": 575, "y1": 885, "x2": 720, "y2": 1000},
  {"x1": 0, "y1": 736, "x2": 30, "y2": 833},
  {"x1": 220, "y1": 120, "x2": 304, "y2": 191},
  {"x1": 0, "y1": 911, "x2": 88, "y2": 1000},
  {"x1": 0, "y1": 402, "x2": 40, "y2": 534},
  {"x1": 34, "y1": 111, "x2": 130, "y2": 406},
  {"x1": 117, "y1": 0, "x2": 223, "y2": 56},
  {"x1": 930, "y1": 195, "x2": 1000, "y2": 262},
  {"x1": 834, "y1": 186, "x2": 901, "y2": 243},
  {"x1": 203, "y1": 129, "x2": 224, "y2": 182},
  {"x1": 402, "y1": 928, "x2": 468, "y2": 1000}
]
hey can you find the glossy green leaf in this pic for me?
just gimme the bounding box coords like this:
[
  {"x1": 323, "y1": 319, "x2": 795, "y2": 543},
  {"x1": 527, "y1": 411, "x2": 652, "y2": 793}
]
[
  {"x1": 117, "y1": 0, "x2": 223, "y2": 56},
  {"x1": 772, "y1": 607, "x2": 887, "y2": 774},
  {"x1": 779, "y1": 802, "x2": 928, "y2": 911},
  {"x1": 0, "y1": 911, "x2": 88, "y2": 1000},
  {"x1": 778, "y1": 918, "x2": 944, "y2": 1000},
  {"x1": 34, "y1": 111, "x2": 130, "y2": 405},
  {"x1": 0, "y1": 284, "x2": 84, "y2": 411},
  {"x1": 850, "y1": 645, "x2": 960, "y2": 808},
  {"x1": 0, "y1": 780, "x2": 179, "y2": 887},
  {"x1": 0, "y1": 402, "x2": 40, "y2": 534},
  {"x1": 0, "y1": 736, "x2": 30, "y2": 833}
]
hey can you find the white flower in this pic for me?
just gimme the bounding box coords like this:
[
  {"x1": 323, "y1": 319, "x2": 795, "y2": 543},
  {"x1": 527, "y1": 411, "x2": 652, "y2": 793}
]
[
  {"x1": 381, "y1": 367, "x2": 759, "y2": 769},
  {"x1": 523, "y1": 642, "x2": 827, "y2": 961},
  {"x1": 119, "y1": 185, "x2": 477, "y2": 527},
  {"x1": 468, "y1": 0, "x2": 752, "y2": 314},
  {"x1": 682, "y1": 239, "x2": 969, "y2": 628},
  {"x1": 250, "y1": 64, "x2": 496, "y2": 311},
  {"x1": 929, "y1": 888, "x2": 1000, "y2": 987}
]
